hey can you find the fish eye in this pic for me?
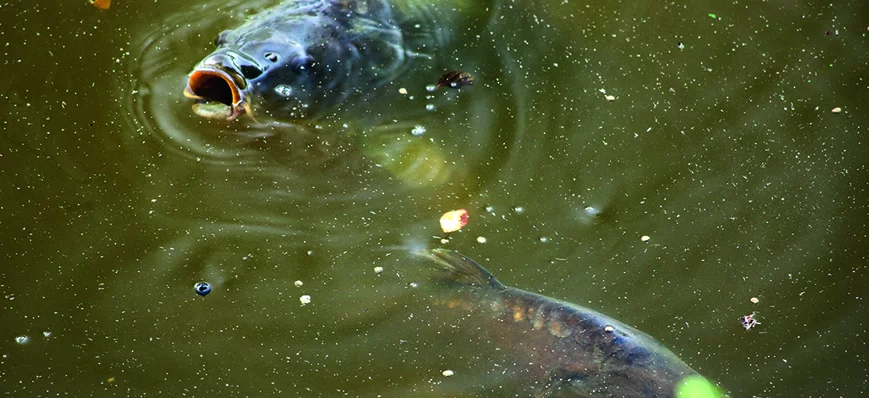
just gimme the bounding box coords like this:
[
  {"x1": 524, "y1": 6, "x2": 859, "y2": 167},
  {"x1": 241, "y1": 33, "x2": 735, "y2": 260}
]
[
  {"x1": 292, "y1": 55, "x2": 314, "y2": 72},
  {"x1": 264, "y1": 52, "x2": 279, "y2": 63}
]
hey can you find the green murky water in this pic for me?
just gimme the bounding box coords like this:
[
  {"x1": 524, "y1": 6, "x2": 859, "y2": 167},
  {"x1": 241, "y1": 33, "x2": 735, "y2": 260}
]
[{"x1": 1, "y1": 0, "x2": 867, "y2": 396}]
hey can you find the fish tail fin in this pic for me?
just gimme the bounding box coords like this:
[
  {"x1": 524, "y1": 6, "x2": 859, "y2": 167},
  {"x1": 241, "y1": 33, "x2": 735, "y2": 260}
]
[{"x1": 420, "y1": 249, "x2": 505, "y2": 290}]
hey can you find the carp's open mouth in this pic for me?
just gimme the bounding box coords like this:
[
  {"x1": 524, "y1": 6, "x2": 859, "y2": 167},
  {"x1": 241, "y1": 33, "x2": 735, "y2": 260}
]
[{"x1": 184, "y1": 66, "x2": 250, "y2": 121}]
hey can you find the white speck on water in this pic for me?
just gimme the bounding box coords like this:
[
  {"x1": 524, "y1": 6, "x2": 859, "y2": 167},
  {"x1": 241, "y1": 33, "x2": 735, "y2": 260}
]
[
  {"x1": 641, "y1": 235, "x2": 650, "y2": 242},
  {"x1": 275, "y1": 85, "x2": 293, "y2": 97},
  {"x1": 294, "y1": 280, "x2": 303, "y2": 287},
  {"x1": 750, "y1": 297, "x2": 760, "y2": 304},
  {"x1": 398, "y1": 87, "x2": 407, "y2": 95},
  {"x1": 14, "y1": 335, "x2": 29, "y2": 344},
  {"x1": 425, "y1": 103, "x2": 435, "y2": 111},
  {"x1": 485, "y1": 205, "x2": 495, "y2": 213},
  {"x1": 604, "y1": 325, "x2": 614, "y2": 332},
  {"x1": 584, "y1": 206, "x2": 600, "y2": 216},
  {"x1": 425, "y1": 84, "x2": 437, "y2": 92},
  {"x1": 409, "y1": 282, "x2": 419, "y2": 288},
  {"x1": 539, "y1": 237, "x2": 550, "y2": 243},
  {"x1": 832, "y1": 107, "x2": 842, "y2": 114},
  {"x1": 677, "y1": 42, "x2": 685, "y2": 50},
  {"x1": 299, "y1": 295, "x2": 312, "y2": 305},
  {"x1": 374, "y1": 266, "x2": 384, "y2": 274},
  {"x1": 440, "y1": 238, "x2": 450, "y2": 244},
  {"x1": 306, "y1": 250, "x2": 313, "y2": 255},
  {"x1": 605, "y1": 95, "x2": 615, "y2": 102},
  {"x1": 513, "y1": 206, "x2": 525, "y2": 214},
  {"x1": 42, "y1": 331, "x2": 51, "y2": 338},
  {"x1": 442, "y1": 370, "x2": 455, "y2": 377},
  {"x1": 411, "y1": 125, "x2": 426, "y2": 136},
  {"x1": 477, "y1": 236, "x2": 487, "y2": 244}
]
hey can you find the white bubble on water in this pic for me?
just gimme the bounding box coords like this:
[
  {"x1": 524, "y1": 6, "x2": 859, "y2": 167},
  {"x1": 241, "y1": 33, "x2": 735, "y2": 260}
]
[
  {"x1": 425, "y1": 104, "x2": 435, "y2": 111},
  {"x1": 425, "y1": 84, "x2": 437, "y2": 92},
  {"x1": 513, "y1": 206, "x2": 525, "y2": 214},
  {"x1": 411, "y1": 125, "x2": 426, "y2": 136},
  {"x1": 14, "y1": 335, "x2": 29, "y2": 344},
  {"x1": 275, "y1": 85, "x2": 293, "y2": 97}
]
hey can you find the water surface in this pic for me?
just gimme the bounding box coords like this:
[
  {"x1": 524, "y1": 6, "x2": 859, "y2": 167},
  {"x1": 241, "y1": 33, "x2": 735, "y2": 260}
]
[{"x1": 1, "y1": 0, "x2": 867, "y2": 396}]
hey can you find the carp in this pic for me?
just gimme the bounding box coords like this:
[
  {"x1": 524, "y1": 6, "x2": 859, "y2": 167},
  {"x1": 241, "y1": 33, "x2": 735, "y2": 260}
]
[
  {"x1": 184, "y1": 0, "x2": 471, "y2": 122},
  {"x1": 421, "y1": 249, "x2": 725, "y2": 398}
]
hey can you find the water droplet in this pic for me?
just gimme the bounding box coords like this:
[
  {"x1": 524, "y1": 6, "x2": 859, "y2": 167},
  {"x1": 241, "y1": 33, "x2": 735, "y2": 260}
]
[
  {"x1": 194, "y1": 282, "x2": 212, "y2": 296},
  {"x1": 275, "y1": 85, "x2": 293, "y2": 97},
  {"x1": 14, "y1": 335, "x2": 29, "y2": 344},
  {"x1": 425, "y1": 103, "x2": 435, "y2": 111},
  {"x1": 411, "y1": 125, "x2": 426, "y2": 136}
]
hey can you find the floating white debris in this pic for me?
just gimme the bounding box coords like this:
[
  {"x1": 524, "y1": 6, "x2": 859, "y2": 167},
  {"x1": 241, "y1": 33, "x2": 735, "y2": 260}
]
[
  {"x1": 832, "y1": 107, "x2": 842, "y2": 114},
  {"x1": 411, "y1": 125, "x2": 426, "y2": 136},
  {"x1": 476, "y1": 236, "x2": 487, "y2": 244},
  {"x1": 14, "y1": 335, "x2": 29, "y2": 344},
  {"x1": 398, "y1": 87, "x2": 408, "y2": 95},
  {"x1": 605, "y1": 95, "x2": 616, "y2": 102},
  {"x1": 374, "y1": 266, "x2": 384, "y2": 275},
  {"x1": 299, "y1": 295, "x2": 311, "y2": 305},
  {"x1": 604, "y1": 325, "x2": 614, "y2": 333},
  {"x1": 442, "y1": 370, "x2": 455, "y2": 377},
  {"x1": 641, "y1": 235, "x2": 650, "y2": 242},
  {"x1": 294, "y1": 280, "x2": 303, "y2": 287},
  {"x1": 750, "y1": 297, "x2": 760, "y2": 304}
]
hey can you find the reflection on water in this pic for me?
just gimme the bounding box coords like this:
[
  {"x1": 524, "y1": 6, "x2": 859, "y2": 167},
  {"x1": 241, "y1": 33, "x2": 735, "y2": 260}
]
[{"x1": 1, "y1": 0, "x2": 868, "y2": 397}]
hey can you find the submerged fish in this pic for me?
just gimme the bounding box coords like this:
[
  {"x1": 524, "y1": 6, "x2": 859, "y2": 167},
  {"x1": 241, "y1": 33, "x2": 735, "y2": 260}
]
[
  {"x1": 184, "y1": 0, "x2": 472, "y2": 122},
  {"x1": 421, "y1": 249, "x2": 725, "y2": 398}
]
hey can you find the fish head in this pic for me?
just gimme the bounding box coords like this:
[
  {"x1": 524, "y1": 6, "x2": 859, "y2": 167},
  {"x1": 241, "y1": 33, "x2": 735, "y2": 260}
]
[{"x1": 186, "y1": 18, "x2": 357, "y2": 122}]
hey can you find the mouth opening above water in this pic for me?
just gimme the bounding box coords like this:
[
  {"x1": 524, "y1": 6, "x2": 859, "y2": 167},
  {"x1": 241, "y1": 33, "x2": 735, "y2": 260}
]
[{"x1": 186, "y1": 68, "x2": 241, "y2": 106}]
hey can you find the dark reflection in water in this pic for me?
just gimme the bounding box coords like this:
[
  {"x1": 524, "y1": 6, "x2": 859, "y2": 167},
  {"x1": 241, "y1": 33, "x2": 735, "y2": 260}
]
[{"x1": 1, "y1": 0, "x2": 867, "y2": 397}]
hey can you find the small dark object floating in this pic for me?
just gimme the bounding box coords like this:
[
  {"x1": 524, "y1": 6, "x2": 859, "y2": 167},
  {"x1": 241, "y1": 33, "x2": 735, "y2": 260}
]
[
  {"x1": 436, "y1": 71, "x2": 474, "y2": 90},
  {"x1": 194, "y1": 282, "x2": 212, "y2": 296}
]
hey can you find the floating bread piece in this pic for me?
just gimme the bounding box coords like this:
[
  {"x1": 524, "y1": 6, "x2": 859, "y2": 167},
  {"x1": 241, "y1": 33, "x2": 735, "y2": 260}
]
[{"x1": 440, "y1": 209, "x2": 469, "y2": 233}]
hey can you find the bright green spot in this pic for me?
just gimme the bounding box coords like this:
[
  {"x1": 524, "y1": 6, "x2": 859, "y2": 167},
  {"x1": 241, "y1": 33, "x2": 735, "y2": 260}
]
[
  {"x1": 708, "y1": 13, "x2": 717, "y2": 19},
  {"x1": 808, "y1": 79, "x2": 812, "y2": 83},
  {"x1": 675, "y1": 375, "x2": 725, "y2": 398}
]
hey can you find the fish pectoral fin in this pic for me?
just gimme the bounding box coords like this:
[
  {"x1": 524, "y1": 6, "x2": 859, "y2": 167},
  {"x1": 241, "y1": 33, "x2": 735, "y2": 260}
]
[{"x1": 537, "y1": 369, "x2": 593, "y2": 398}]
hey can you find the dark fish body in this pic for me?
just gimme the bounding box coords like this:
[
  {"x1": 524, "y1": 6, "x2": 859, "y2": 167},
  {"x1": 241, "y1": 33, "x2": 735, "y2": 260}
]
[
  {"x1": 423, "y1": 249, "x2": 722, "y2": 398},
  {"x1": 185, "y1": 0, "x2": 475, "y2": 122}
]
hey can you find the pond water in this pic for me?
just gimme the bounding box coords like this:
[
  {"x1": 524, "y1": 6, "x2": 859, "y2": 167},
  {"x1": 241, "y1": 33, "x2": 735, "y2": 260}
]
[{"x1": 1, "y1": 0, "x2": 867, "y2": 396}]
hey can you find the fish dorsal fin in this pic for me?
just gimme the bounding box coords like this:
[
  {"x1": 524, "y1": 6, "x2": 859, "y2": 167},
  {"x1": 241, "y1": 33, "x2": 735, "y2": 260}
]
[{"x1": 423, "y1": 249, "x2": 505, "y2": 290}]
